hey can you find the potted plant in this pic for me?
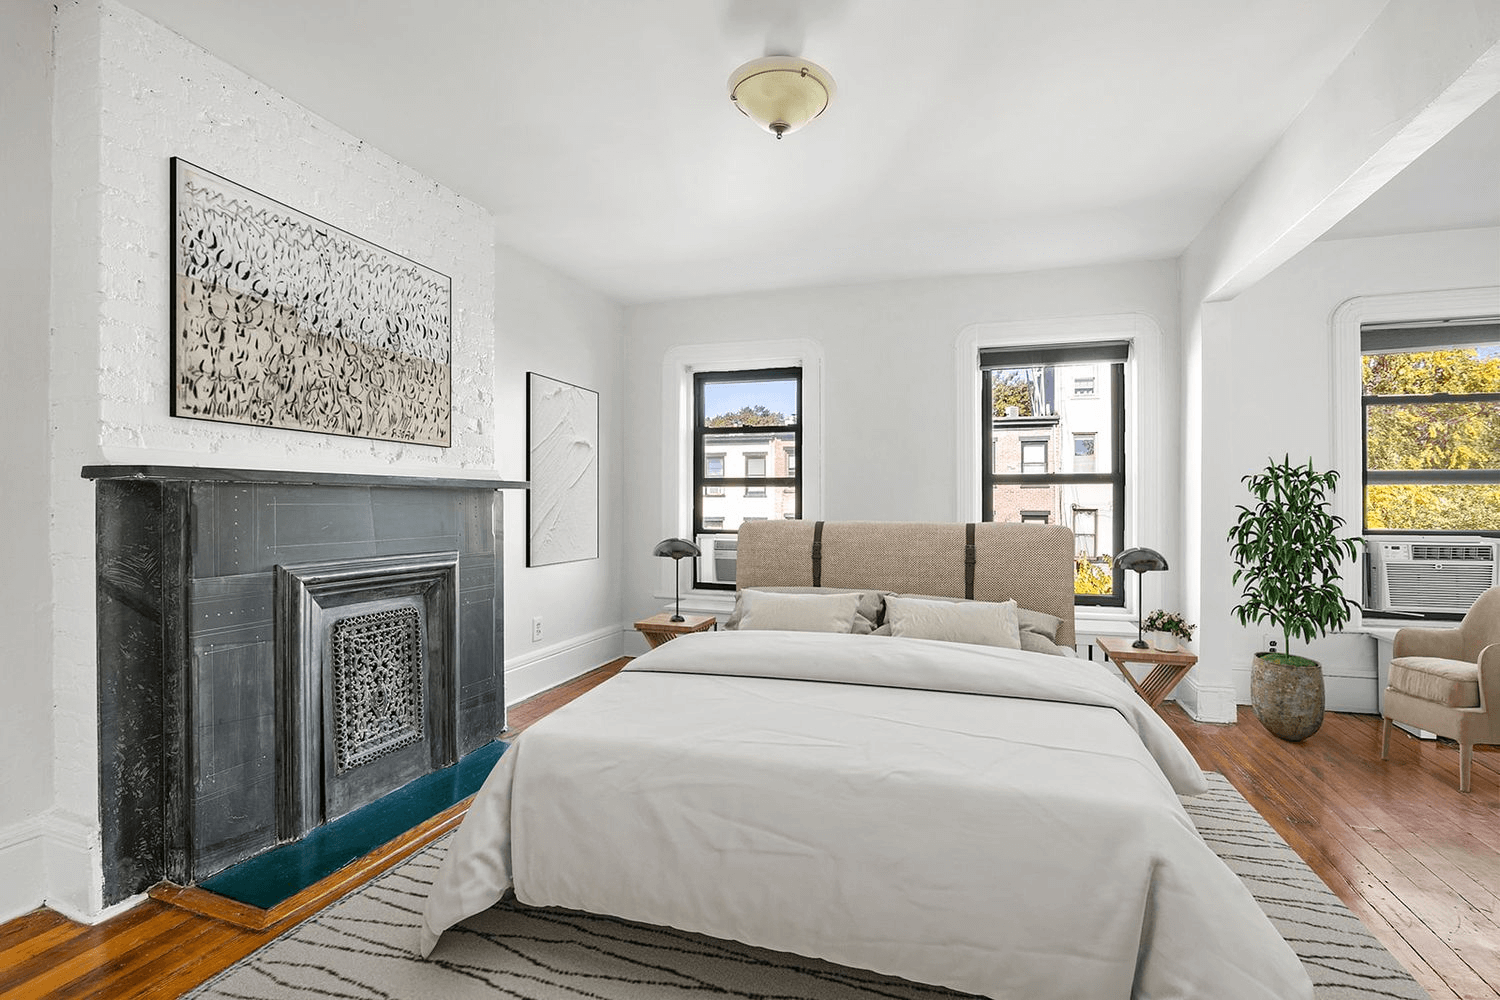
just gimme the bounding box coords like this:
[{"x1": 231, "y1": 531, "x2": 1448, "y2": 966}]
[
  {"x1": 1226, "y1": 455, "x2": 1362, "y2": 741},
  {"x1": 1142, "y1": 609, "x2": 1195, "y2": 652}
]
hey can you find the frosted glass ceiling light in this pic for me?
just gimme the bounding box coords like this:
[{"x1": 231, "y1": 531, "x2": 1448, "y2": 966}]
[{"x1": 728, "y1": 56, "x2": 836, "y2": 139}]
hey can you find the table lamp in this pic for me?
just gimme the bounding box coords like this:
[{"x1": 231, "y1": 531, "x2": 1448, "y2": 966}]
[
  {"x1": 653, "y1": 537, "x2": 701, "y2": 622},
  {"x1": 1116, "y1": 547, "x2": 1168, "y2": 648}
]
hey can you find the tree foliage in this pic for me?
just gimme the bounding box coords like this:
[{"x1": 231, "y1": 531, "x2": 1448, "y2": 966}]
[
  {"x1": 1227, "y1": 456, "x2": 1362, "y2": 662},
  {"x1": 1363, "y1": 348, "x2": 1500, "y2": 531},
  {"x1": 1074, "y1": 554, "x2": 1113, "y2": 596},
  {"x1": 991, "y1": 370, "x2": 1033, "y2": 417},
  {"x1": 705, "y1": 405, "x2": 788, "y2": 427}
]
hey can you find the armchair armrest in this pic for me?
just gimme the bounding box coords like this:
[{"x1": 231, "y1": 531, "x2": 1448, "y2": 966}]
[
  {"x1": 1477, "y1": 644, "x2": 1500, "y2": 711},
  {"x1": 1394, "y1": 625, "x2": 1465, "y2": 660}
]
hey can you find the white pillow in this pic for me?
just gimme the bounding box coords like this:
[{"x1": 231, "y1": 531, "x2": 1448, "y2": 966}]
[
  {"x1": 884, "y1": 596, "x2": 1022, "y2": 649},
  {"x1": 736, "y1": 590, "x2": 862, "y2": 634}
]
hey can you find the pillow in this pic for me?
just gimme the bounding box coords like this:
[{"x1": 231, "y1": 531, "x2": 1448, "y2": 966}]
[
  {"x1": 735, "y1": 589, "x2": 863, "y2": 634},
  {"x1": 883, "y1": 596, "x2": 1021, "y2": 649},
  {"x1": 725, "y1": 586, "x2": 885, "y2": 634},
  {"x1": 892, "y1": 593, "x2": 1065, "y2": 648}
]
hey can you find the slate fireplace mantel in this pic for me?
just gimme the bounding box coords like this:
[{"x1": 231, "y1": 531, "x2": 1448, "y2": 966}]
[{"x1": 84, "y1": 465, "x2": 526, "y2": 905}]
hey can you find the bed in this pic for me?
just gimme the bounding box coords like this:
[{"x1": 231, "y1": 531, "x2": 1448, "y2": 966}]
[{"x1": 420, "y1": 520, "x2": 1313, "y2": 999}]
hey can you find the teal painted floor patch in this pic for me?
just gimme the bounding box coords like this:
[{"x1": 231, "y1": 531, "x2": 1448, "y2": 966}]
[{"x1": 200, "y1": 739, "x2": 507, "y2": 910}]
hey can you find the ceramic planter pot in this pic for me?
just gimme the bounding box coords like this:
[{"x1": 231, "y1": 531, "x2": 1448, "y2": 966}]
[
  {"x1": 1250, "y1": 654, "x2": 1325, "y2": 742},
  {"x1": 1153, "y1": 631, "x2": 1179, "y2": 652}
]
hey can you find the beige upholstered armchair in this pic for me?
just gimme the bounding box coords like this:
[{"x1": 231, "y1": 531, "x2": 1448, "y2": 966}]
[{"x1": 1381, "y1": 586, "x2": 1500, "y2": 792}]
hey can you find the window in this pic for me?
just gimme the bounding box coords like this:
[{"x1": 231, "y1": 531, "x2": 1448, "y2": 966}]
[
  {"x1": 744, "y1": 453, "x2": 767, "y2": 496},
  {"x1": 704, "y1": 454, "x2": 725, "y2": 495},
  {"x1": 1361, "y1": 322, "x2": 1500, "y2": 533},
  {"x1": 1021, "y1": 439, "x2": 1048, "y2": 476},
  {"x1": 1020, "y1": 511, "x2": 1051, "y2": 524},
  {"x1": 784, "y1": 447, "x2": 797, "y2": 476},
  {"x1": 981, "y1": 340, "x2": 1127, "y2": 604},
  {"x1": 1073, "y1": 508, "x2": 1098, "y2": 558},
  {"x1": 1073, "y1": 433, "x2": 1096, "y2": 473},
  {"x1": 693, "y1": 367, "x2": 802, "y2": 590}
]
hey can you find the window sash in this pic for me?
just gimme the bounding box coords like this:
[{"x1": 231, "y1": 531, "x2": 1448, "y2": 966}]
[{"x1": 981, "y1": 359, "x2": 1126, "y2": 605}]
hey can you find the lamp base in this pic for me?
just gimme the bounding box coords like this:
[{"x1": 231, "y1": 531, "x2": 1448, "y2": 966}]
[
  {"x1": 670, "y1": 614, "x2": 685, "y2": 623},
  {"x1": 1131, "y1": 638, "x2": 1149, "y2": 649}
]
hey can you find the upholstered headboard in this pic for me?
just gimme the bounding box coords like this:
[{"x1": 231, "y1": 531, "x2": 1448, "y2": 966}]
[{"x1": 736, "y1": 520, "x2": 1077, "y2": 648}]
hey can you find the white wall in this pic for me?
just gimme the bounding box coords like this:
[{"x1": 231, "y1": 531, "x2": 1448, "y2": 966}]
[
  {"x1": 621, "y1": 261, "x2": 1182, "y2": 654},
  {"x1": 39, "y1": 0, "x2": 507, "y2": 920},
  {"x1": 494, "y1": 245, "x2": 626, "y2": 703},
  {"x1": 1217, "y1": 227, "x2": 1500, "y2": 710},
  {"x1": 0, "y1": 0, "x2": 59, "y2": 924}
]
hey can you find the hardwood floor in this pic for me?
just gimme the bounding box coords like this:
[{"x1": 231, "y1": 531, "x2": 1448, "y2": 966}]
[{"x1": 2, "y1": 659, "x2": 1496, "y2": 999}]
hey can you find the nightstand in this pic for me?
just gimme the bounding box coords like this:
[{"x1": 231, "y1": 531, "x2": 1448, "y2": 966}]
[
  {"x1": 634, "y1": 613, "x2": 717, "y2": 649},
  {"x1": 1096, "y1": 635, "x2": 1198, "y2": 709}
]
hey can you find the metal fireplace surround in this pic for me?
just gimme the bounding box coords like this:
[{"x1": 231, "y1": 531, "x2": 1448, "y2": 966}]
[{"x1": 85, "y1": 465, "x2": 525, "y2": 905}]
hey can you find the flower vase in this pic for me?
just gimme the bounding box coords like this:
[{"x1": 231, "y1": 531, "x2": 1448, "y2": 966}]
[{"x1": 1153, "y1": 631, "x2": 1179, "y2": 652}]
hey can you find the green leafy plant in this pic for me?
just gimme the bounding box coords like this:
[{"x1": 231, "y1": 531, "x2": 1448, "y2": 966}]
[
  {"x1": 1143, "y1": 609, "x2": 1195, "y2": 641},
  {"x1": 1227, "y1": 456, "x2": 1363, "y2": 666}
]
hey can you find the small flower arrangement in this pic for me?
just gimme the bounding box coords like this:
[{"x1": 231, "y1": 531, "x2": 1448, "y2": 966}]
[{"x1": 1143, "y1": 609, "x2": 1196, "y2": 641}]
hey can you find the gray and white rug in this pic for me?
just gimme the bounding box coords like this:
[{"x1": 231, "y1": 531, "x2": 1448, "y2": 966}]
[{"x1": 187, "y1": 773, "x2": 1428, "y2": 999}]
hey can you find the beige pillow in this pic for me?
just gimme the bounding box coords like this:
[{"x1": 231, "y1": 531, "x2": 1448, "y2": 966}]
[
  {"x1": 726, "y1": 586, "x2": 885, "y2": 634},
  {"x1": 884, "y1": 596, "x2": 1021, "y2": 649},
  {"x1": 736, "y1": 590, "x2": 863, "y2": 634},
  {"x1": 892, "y1": 593, "x2": 1063, "y2": 646}
]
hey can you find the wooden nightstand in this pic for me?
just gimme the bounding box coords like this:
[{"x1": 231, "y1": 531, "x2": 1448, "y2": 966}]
[
  {"x1": 634, "y1": 613, "x2": 717, "y2": 649},
  {"x1": 1096, "y1": 635, "x2": 1198, "y2": 709}
]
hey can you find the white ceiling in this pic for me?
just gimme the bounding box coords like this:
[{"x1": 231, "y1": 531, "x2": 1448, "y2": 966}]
[{"x1": 117, "y1": 0, "x2": 1493, "y2": 304}]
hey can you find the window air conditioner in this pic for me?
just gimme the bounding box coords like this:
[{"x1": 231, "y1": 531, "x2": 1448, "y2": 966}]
[
  {"x1": 696, "y1": 534, "x2": 738, "y2": 586},
  {"x1": 1366, "y1": 536, "x2": 1497, "y2": 615}
]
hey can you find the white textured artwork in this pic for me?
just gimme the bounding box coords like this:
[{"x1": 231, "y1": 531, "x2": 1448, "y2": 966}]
[{"x1": 527, "y1": 373, "x2": 599, "y2": 566}]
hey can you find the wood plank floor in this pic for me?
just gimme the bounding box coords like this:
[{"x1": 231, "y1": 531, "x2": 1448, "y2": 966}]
[{"x1": 2, "y1": 659, "x2": 1496, "y2": 999}]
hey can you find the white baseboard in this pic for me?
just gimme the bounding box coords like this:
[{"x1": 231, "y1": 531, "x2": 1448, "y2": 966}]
[
  {"x1": 0, "y1": 808, "x2": 112, "y2": 924},
  {"x1": 1175, "y1": 674, "x2": 1238, "y2": 724},
  {"x1": 504, "y1": 624, "x2": 625, "y2": 710}
]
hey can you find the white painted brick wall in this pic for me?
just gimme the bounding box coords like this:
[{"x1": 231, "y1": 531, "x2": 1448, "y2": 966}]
[{"x1": 43, "y1": 0, "x2": 499, "y2": 918}]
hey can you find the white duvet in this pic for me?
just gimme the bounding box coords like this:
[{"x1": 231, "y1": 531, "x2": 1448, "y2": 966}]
[{"x1": 421, "y1": 630, "x2": 1312, "y2": 999}]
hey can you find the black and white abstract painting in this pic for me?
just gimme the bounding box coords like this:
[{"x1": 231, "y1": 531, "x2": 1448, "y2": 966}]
[
  {"x1": 171, "y1": 158, "x2": 452, "y2": 446},
  {"x1": 527, "y1": 372, "x2": 599, "y2": 566}
]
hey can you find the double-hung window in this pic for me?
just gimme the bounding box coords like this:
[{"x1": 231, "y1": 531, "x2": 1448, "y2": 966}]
[
  {"x1": 693, "y1": 368, "x2": 802, "y2": 590},
  {"x1": 981, "y1": 341, "x2": 1127, "y2": 604},
  {"x1": 1361, "y1": 322, "x2": 1500, "y2": 533}
]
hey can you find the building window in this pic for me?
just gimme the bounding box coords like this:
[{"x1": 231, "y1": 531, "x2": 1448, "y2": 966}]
[
  {"x1": 981, "y1": 341, "x2": 1127, "y2": 605},
  {"x1": 704, "y1": 454, "x2": 725, "y2": 495},
  {"x1": 785, "y1": 447, "x2": 797, "y2": 476},
  {"x1": 1020, "y1": 511, "x2": 1050, "y2": 524},
  {"x1": 1073, "y1": 507, "x2": 1098, "y2": 558},
  {"x1": 1361, "y1": 322, "x2": 1500, "y2": 533},
  {"x1": 1073, "y1": 432, "x2": 1096, "y2": 474},
  {"x1": 693, "y1": 367, "x2": 802, "y2": 590},
  {"x1": 744, "y1": 453, "x2": 767, "y2": 496}
]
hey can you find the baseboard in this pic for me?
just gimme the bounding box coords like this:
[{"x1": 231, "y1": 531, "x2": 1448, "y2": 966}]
[
  {"x1": 0, "y1": 808, "x2": 118, "y2": 924},
  {"x1": 504, "y1": 624, "x2": 624, "y2": 708},
  {"x1": 1176, "y1": 674, "x2": 1238, "y2": 724}
]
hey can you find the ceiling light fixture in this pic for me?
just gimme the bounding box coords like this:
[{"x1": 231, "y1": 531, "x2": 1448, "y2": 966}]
[{"x1": 727, "y1": 56, "x2": 836, "y2": 139}]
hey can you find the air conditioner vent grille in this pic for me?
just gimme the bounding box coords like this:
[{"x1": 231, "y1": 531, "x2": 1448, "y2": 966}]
[
  {"x1": 1385, "y1": 564, "x2": 1494, "y2": 611},
  {"x1": 1410, "y1": 544, "x2": 1494, "y2": 562}
]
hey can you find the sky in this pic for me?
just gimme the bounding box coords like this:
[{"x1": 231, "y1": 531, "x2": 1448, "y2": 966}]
[{"x1": 703, "y1": 378, "x2": 798, "y2": 421}]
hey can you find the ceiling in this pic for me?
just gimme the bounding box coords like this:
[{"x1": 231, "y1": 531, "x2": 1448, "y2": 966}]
[{"x1": 117, "y1": 0, "x2": 1494, "y2": 304}]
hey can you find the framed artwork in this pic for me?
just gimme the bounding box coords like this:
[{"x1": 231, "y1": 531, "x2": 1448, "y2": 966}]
[
  {"x1": 170, "y1": 158, "x2": 453, "y2": 446},
  {"x1": 527, "y1": 372, "x2": 600, "y2": 566}
]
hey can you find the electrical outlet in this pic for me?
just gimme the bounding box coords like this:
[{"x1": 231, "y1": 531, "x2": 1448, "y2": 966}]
[{"x1": 531, "y1": 616, "x2": 543, "y2": 642}]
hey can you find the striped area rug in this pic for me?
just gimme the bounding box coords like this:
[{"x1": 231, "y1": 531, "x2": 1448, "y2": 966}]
[{"x1": 187, "y1": 773, "x2": 1427, "y2": 999}]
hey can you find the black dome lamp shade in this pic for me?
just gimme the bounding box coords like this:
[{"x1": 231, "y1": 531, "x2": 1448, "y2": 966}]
[
  {"x1": 1116, "y1": 547, "x2": 1169, "y2": 649},
  {"x1": 654, "y1": 538, "x2": 702, "y2": 622}
]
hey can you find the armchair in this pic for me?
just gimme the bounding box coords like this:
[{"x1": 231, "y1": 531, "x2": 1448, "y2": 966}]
[{"x1": 1380, "y1": 586, "x2": 1500, "y2": 792}]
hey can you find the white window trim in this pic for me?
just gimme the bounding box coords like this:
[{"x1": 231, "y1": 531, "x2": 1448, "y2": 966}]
[
  {"x1": 955, "y1": 314, "x2": 1163, "y2": 625},
  {"x1": 660, "y1": 339, "x2": 824, "y2": 602},
  {"x1": 1329, "y1": 286, "x2": 1500, "y2": 628}
]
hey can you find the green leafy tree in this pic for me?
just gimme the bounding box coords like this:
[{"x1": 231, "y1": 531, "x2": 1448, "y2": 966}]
[
  {"x1": 706, "y1": 405, "x2": 788, "y2": 427},
  {"x1": 991, "y1": 370, "x2": 1033, "y2": 417},
  {"x1": 1362, "y1": 348, "x2": 1500, "y2": 531}
]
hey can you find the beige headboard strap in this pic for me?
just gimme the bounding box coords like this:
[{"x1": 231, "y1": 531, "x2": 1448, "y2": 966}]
[{"x1": 737, "y1": 519, "x2": 1077, "y2": 648}]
